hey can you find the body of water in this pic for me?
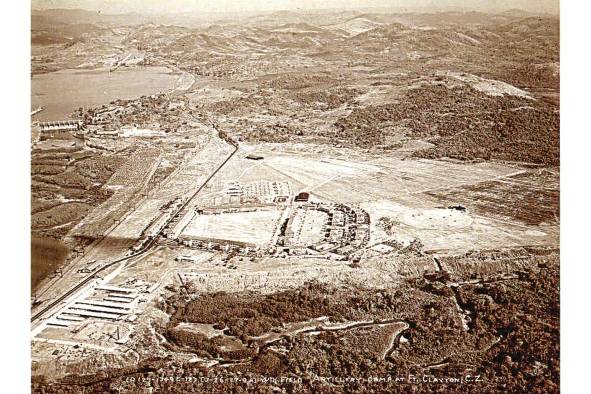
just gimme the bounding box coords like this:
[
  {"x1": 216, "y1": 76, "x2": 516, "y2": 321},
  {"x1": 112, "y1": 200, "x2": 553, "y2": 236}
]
[{"x1": 31, "y1": 66, "x2": 179, "y2": 121}]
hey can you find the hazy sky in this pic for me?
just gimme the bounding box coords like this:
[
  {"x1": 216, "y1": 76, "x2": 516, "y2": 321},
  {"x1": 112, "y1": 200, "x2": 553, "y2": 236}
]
[{"x1": 32, "y1": 0, "x2": 559, "y2": 15}]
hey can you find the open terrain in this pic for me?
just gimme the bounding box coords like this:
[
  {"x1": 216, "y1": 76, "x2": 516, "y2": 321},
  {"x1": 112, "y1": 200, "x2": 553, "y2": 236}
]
[{"x1": 31, "y1": 6, "x2": 559, "y2": 393}]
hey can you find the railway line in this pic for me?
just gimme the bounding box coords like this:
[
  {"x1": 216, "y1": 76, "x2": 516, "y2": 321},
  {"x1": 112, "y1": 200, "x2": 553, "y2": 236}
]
[{"x1": 31, "y1": 132, "x2": 238, "y2": 324}]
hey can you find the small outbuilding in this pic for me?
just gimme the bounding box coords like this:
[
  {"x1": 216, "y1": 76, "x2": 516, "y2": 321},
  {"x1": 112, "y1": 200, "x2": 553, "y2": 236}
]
[{"x1": 295, "y1": 192, "x2": 310, "y2": 202}]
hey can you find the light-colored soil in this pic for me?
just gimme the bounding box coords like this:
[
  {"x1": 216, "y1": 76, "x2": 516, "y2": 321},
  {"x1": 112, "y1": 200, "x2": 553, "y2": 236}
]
[
  {"x1": 287, "y1": 208, "x2": 328, "y2": 246},
  {"x1": 181, "y1": 209, "x2": 283, "y2": 246},
  {"x1": 444, "y1": 71, "x2": 533, "y2": 99}
]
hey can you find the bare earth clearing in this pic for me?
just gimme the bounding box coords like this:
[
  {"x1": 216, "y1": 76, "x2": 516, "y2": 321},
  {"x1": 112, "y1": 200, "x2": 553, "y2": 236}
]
[{"x1": 31, "y1": 7, "x2": 559, "y2": 394}]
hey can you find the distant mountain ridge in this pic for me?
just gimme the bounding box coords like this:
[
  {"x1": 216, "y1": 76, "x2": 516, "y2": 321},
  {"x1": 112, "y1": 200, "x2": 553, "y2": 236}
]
[{"x1": 32, "y1": 8, "x2": 150, "y2": 27}]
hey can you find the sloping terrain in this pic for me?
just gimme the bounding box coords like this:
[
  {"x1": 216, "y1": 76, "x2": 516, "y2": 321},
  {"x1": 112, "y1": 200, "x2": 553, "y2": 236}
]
[{"x1": 31, "y1": 7, "x2": 559, "y2": 394}]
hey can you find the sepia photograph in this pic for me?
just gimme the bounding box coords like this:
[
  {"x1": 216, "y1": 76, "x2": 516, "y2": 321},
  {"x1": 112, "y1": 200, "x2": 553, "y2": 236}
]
[{"x1": 12, "y1": 0, "x2": 575, "y2": 392}]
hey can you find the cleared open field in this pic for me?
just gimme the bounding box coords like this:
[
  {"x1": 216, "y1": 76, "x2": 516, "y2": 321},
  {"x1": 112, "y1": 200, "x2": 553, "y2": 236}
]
[
  {"x1": 311, "y1": 159, "x2": 523, "y2": 205},
  {"x1": 181, "y1": 209, "x2": 282, "y2": 246},
  {"x1": 288, "y1": 207, "x2": 328, "y2": 246},
  {"x1": 31, "y1": 9, "x2": 560, "y2": 392},
  {"x1": 362, "y1": 199, "x2": 557, "y2": 252},
  {"x1": 207, "y1": 146, "x2": 559, "y2": 253},
  {"x1": 231, "y1": 148, "x2": 519, "y2": 205},
  {"x1": 425, "y1": 169, "x2": 559, "y2": 226}
]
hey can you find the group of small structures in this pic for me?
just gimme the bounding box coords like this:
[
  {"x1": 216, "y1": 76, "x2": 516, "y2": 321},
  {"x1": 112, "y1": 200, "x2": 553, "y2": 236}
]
[
  {"x1": 279, "y1": 202, "x2": 370, "y2": 259},
  {"x1": 144, "y1": 179, "x2": 372, "y2": 261},
  {"x1": 35, "y1": 120, "x2": 84, "y2": 140}
]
